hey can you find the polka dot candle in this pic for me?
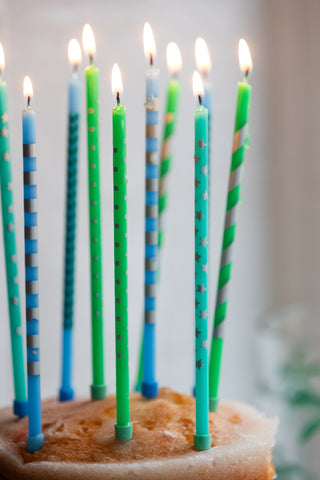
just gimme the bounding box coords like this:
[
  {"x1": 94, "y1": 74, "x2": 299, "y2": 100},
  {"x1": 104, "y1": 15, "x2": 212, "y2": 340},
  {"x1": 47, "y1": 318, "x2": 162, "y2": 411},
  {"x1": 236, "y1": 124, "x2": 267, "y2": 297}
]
[{"x1": 111, "y1": 63, "x2": 132, "y2": 441}]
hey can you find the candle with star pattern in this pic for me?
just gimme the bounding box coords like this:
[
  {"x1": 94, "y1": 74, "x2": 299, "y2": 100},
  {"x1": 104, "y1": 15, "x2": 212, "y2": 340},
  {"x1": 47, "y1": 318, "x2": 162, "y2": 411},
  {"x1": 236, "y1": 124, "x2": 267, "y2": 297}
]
[
  {"x1": 22, "y1": 76, "x2": 44, "y2": 452},
  {"x1": 193, "y1": 71, "x2": 211, "y2": 452},
  {"x1": 0, "y1": 43, "x2": 27, "y2": 418},
  {"x1": 83, "y1": 24, "x2": 106, "y2": 400},
  {"x1": 111, "y1": 63, "x2": 132, "y2": 441},
  {"x1": 209, "y1": 39, "x2": 252, "y2": 412}
]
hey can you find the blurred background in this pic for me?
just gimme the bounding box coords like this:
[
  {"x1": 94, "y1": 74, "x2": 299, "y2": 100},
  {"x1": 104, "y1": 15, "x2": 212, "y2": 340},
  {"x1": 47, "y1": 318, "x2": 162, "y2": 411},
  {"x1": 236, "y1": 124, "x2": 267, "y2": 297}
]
[{"x1": 0, "y1": 0, "x2": 320, "y2": 475}]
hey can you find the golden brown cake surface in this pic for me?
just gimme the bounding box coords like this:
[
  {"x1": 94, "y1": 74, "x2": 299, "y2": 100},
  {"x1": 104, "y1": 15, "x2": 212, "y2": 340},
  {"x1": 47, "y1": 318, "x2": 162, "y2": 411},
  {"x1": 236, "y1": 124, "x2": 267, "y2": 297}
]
[{"x1": 0, "y1": 388, "x2": 276, "y2": 480}]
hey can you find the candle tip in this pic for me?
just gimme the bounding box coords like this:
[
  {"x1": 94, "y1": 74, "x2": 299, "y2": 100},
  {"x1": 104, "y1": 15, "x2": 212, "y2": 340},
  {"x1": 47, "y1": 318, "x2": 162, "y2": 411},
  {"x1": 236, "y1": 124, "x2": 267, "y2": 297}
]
[
  {"x1": 68, "y1": 39, "x2": 82, "y2": 67},
  {"x1": 167, "y1": 42, "x2": 182, "y2": 74},
  {"x1": 0, "y1": 43, "x2": 5, "y2": 72},
  {"x1": 23, "y1": 76, "x2": 33, "y2": 104},
  {"x1": 195, "y1": 37, "x2": 211, "y2": 73},
  {"x1": 238, "y1": 38, "x2": 252, "y2": 77},
  {"x1": 112, "y1": 63, "x2": 123, "y2": 101},
  {"x1": 82, "y1": 24, "x2": 96, "y2": 60},
  {"x1": 144, "y1": 22, "x2": 156, "y2": 64},
  {"x1": 193, "y1": 70, "x2": 204, "y2": 102}
]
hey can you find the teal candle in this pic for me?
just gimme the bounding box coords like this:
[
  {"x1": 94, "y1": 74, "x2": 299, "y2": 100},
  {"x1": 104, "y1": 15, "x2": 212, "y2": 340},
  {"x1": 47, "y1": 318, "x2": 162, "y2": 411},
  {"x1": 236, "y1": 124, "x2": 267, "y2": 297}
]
[
  {"x1": 0, "y1": 43, "x2": 27, "y2": 418},
  {"x1": 193, "y1": 71, "x2": 211, "y2": 452},
  {"x1": 209, "y1": 39, "x2": 252, "y2": 412}
]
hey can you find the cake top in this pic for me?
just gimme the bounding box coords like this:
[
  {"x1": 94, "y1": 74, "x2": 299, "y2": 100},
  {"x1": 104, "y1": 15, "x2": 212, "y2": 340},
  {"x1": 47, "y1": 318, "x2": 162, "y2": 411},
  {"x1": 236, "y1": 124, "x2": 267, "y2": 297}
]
[{"x1": 0, "y1": 388, "x2": 276, "y2": 466}]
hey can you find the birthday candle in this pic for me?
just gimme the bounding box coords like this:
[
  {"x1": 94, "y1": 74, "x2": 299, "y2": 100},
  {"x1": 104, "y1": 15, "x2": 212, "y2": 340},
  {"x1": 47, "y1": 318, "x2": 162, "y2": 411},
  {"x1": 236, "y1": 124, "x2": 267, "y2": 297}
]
[
  {"x1": 158, "y1": 42, "x2": 182, "y2": 250},
  {"x1": 59, "y1": 39, "x2": 82, "y2": 402},
  {"x1": 141, "y1": 22, "x2": 159, "y2": 399},
  {"x1": 195, "y1": 38, "x2": 212, "y2": 163},
  {"x1": 22, "y1": 76, "x2": 44, "y2": 452},
  {"x1": 193, "y1": 71, "x2": 211, "y2": 452},
  {"x1": 0, "y1": 43, "x2": 27, "y2": 417},
  {"x1": 82, "y1": 24, "x2": 106, "y2": 400},
  {"x1": 111, "y1": 64, "x2": 132, "y2": 441},
  {"x1": 135, "y1": 42, "x2": 181, "y2": 392},
  {"x1": 209, "y1": 39, "x2": 252, "y2": 412}
]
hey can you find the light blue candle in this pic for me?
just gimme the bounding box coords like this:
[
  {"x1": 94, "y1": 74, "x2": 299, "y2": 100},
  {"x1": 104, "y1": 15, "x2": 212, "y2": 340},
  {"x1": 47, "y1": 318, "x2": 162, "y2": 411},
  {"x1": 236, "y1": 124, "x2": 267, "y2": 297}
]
[
  {"x1": 22, "y1": 76, "x2": 43, "y2": 453},
  {"x1": 141, "y1": 22, "x2": 159, "y2": 399},
  {"x1": 59, "y1": 39, "x2": 82, "y2": 402}
]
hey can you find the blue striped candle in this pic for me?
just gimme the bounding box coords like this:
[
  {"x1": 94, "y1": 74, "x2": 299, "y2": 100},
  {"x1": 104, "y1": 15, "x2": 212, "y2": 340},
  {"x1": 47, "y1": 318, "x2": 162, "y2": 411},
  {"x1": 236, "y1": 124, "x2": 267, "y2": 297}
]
[
  {"x1": 141, "y1": 22, "x2": 159, "y2": 399},
  {"x1": 22, "y1": 76, "x2": 43, "y2": 453},
  {"x1": 59, "y1": 40, "x2": 82, "y2": 402}
]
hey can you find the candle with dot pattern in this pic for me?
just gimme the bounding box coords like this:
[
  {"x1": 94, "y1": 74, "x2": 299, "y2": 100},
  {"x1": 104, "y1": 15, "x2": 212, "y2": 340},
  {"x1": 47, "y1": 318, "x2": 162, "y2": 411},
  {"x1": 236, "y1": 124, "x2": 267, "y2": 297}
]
[
  {"x1": 111, "y1": 63, "x2": 132, "y2": 441},
  {"x1": 0, "y1": 43, "x2": 27, "y2": 417},
  {"x1": 82, "y1": 24, "x2": 106, "y2": 400}
]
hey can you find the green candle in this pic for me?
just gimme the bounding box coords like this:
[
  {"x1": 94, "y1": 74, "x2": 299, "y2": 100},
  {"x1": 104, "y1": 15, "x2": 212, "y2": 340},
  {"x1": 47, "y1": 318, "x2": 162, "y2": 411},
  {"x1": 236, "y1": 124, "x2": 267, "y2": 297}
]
[
  {"x1": 158, "y1": 42, "x2": 182, "y2": 249},
  {"x1": 209, "y1": 39, "x2": 252, "y2": 412},
  {"x1": 83, "y1": 24, "x2": 106, "y2": 400},
  {"x1": 111, "y1": 64, "x2": 132, "y2": 441},
  {"x1": 0, "y1": 43, "x2": 27, "y2": 417}
]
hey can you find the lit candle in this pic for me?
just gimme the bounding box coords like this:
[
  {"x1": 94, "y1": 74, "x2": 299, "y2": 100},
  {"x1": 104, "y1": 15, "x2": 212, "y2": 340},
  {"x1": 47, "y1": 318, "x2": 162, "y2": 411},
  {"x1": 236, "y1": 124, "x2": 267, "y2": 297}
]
[
  {"x1": 158, "y1": 42, "x2": 182, "y2": 249},
  {"x1": 141, "y1": 22, "x2": 159, "y2": 399},
  {"x1": 209, "y1": 39, "x2": 252, "y2": 412},
  {"x1": 111, "y1": 63, "x2": 132, "y2": 441},
  {"x1": 193, "y1": 71, "x2": 211, "y2": 452},
  {"x1": 82, "y1": 24, "x2": 106, "y2": 400},
  {"x1": 22, "y1": 76, "x2": 44, "y2": 452},
  {"x1": 59, "y1": 39, "x2": 82, "y2": 402},
  {"x1": 0, "y1": 43, "x2": 27, "y2": 417},
  {"x1": 135, "y1": 41, "x2": 182, "y2": 393},
  {"x1": 195, "y1": 38, "x2": 212, "y2": 163}
]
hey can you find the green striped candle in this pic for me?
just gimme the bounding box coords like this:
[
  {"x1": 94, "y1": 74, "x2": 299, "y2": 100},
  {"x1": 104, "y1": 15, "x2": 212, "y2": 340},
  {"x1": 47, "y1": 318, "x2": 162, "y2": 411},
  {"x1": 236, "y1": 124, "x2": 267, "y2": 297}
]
[
  {"x1": 0, "y1": 43, "x2": 27, "y2": 418},
  {"x1": 158, "y1": 42, "x2": 182, "y2": 249},
  {"x1": 209, "y1": 39, "x2": 252, "y2": 412},
  {"x1": 83, "y1": 24, "x2": 106, "y2": 400},
  {"x1": 111, "y1": 63, "x2": 132, "y2": 441}
]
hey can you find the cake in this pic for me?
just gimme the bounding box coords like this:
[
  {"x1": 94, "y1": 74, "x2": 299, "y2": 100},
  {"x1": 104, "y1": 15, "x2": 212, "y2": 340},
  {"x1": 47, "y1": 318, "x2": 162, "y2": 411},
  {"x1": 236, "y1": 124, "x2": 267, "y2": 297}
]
[{"x1": 0, "y1": 388, "x2": 276, "y2": 479}]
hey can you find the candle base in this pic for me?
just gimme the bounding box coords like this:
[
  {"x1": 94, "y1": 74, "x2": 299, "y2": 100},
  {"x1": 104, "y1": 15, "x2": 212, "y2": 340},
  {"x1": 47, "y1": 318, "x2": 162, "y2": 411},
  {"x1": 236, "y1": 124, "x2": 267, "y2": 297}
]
[
  {"x1": 209, "y1": 397, "x2": 219, "y2": 412},
  {"x1": 90, "y1": 384, "x2": 107, "y2": 400},
  {"x1": 13, "y1": 400, "x2": 28, "y2": 418},
  {"x1": 26, "y1": 432, "x2": 44, "y2": 453},
  {"x1": 114, "y1": 422, "x2": 132, "y2": 441},
  {"x1": 59, "y1": 386, "x2": 75, "y2": 402},
  {"x1": 193, "y1": 433, "x2": 212, "y2": 451},
  {"x1": 141, "y1": 381, "x2": 158, "y2": 399}
]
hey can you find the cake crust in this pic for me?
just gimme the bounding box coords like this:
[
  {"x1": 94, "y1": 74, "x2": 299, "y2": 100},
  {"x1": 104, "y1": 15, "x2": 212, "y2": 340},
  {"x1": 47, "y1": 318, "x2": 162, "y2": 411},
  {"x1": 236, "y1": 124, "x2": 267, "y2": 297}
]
[{"x1": 0, "y1": 388, "x2": 276, "y2": 479}]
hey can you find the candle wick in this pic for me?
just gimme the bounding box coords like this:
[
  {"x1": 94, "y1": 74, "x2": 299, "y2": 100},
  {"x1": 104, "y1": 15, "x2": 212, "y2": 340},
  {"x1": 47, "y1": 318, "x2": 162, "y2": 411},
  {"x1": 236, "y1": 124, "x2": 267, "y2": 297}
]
[
  {"x1": 149, "y1": 53, "x2": 153, "y2": 67},
  {"x1": 27, "y1": 96, "x2": 31, "y2": 107},
  {"x1": 116, "y1": 91, "x2": 120, "y2": 105},
  {"x1": 244, "y1": 68, "x2": 250, "y2": 80},
  {"x1": 89, "y1": 53, "x2": 94, "y2": 64},
  {"x1": 198, "y1": 94, "x2": 202, "y2": 106},
  {"x1": 73, "y1": 63, "x2": 79, "y2": 74}
]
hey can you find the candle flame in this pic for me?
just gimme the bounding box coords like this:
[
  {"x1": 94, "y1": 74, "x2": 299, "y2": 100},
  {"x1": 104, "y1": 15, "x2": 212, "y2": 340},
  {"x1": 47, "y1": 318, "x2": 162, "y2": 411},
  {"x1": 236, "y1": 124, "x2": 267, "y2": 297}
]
[
  {"x1": 0, "y1": 43, "x2": 5, "y2": 71},
  {"x1": 112, "y1": 63, "x2": 123, "y2": 95},
  {"x1": 195, "y1": 37, "x2": 211, "y2": 73},
  {"x1": 82, "y1": 24, "x2": 96, "y2": 57},
  {"x1": 238, "y1": 38, "x2": 252, "y2": 75},
  {"x1": 68, "y1": 39, "x2": 82, "y2": 66},
  {"x1": 166, "y1": 42, "x2": 182, "y2": 74},
  {"x1": 144, "y1": 22, "x2": 156, "y2": 61},
  {"x1": 192, "y1": 70, "x2": 204, "y2": 97},
  {"x1": 23, "y1": 76, "x2": 33, "y2": 99}
]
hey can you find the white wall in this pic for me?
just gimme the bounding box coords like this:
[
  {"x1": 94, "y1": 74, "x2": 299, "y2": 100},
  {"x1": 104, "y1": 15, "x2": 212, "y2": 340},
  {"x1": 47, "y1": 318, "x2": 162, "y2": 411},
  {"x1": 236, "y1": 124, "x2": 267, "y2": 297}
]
[{"x1": 0, "y1": 0, "x2": 272, "y2": 407}]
